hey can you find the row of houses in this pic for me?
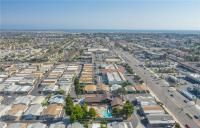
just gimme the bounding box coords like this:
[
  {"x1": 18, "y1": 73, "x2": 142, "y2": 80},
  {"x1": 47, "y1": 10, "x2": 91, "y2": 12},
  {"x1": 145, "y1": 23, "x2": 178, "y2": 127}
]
[
  {"x1": 41, "y1": 64, "x2": 66, "y2": 86},
  {"x1": 83, "y1": 83, "x2": 110, "y2": 94},
  {"x1": 0, "y1": 95, "x2": 64, "y2": 121},
  {"x1": 0, "y1": 64, "x2": 44, "y2": 94},
  {"x1": 136, "y1": 95, "x2": 175, "y2": 128},
  {"x1": 0, "y1": 121, "x2": 87, "y2": 128},
  {"x1": 0, "y1": 122, "x2": 67, "y2": 128},
  {"x1": 58, "y1": 64, "x2": 79, "y2": 94},
  {"x1": 83, "y1": 83, "x2": 149, "y2": 94},
  {"x1": 41, "y1": 64, "x2": 79, "y2": 94},
  {"x1": 79, "y1": 63, "x2": 93, "y2": 85}
]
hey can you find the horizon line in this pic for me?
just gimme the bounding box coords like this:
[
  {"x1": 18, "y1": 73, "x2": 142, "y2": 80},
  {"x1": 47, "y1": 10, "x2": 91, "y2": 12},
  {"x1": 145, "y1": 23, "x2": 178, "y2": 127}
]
[{"x1": 1, "y1": 28, "x2": 200, "y2": 31}]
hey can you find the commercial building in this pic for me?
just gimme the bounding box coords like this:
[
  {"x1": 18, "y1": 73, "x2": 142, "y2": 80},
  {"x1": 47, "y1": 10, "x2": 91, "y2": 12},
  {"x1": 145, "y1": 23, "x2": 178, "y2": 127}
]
[
  {"x1": 140, "y1": 105, "x2": 165, "y2": 115},
  {"x1": 185, "y1": 73, "x2": 200, "y2": 84},
  {"x1": 146, "y1": 114, "x2": 175, "y2": 128}
]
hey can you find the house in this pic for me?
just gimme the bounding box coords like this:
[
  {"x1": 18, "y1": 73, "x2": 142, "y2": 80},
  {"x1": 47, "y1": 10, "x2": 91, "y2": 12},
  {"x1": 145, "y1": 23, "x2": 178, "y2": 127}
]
[
  {"x1": 111, "y1": 97, "x2": 123, "y2": 109},
  {"x1": 33, "y1": 71, "x2": 44, "y2": 78},
  {"x1": 14, "y1": 95, "x2": 35, "y2": 106},
  {"x1": 67, "y1": 122, "x2": 84, "y2": 128},
  {"x1": 2, "y1": 104, "x2": 27, "y2": 121},
  {"x1": 134, "y1": 85, "x2": 149, "y2": 93},
  {"x1": 84, "y1": 84, "x2": 97, "y2": 94},
  {"x1": 41, "y1": 104, "x2": 63, "y2": 120},
  {"x1": 97, "y1": 83, "x2": 110, "y2": 93},
  {"x1": 22, "y1": 104, "x2": 44, "y2": 120},
  {"x1": 146, "y1": 114, "x2": 175, "y2": 128},
  {"x1": 41, "y1": 79, "x2": 57, "y2": 86},
  {"x1": 84, "y1": 92, "x2": 111, "y2": 104},
  {"x1": 49, "y1": 122, "x2": 66, "y2": 128},
  {"x1": 27, "y1": 122, "x2": 47, "y2": 128},
  {"x1": 2, "y1": 84, "x2": 33, "y2": 94},
  {"x1": 7, "y1": 123, "x2": 27, "y2": 128},
  {"x1": 41, "y1": 85, "x2": 59, "y2": 94},
  {"x1": 49, "y1": 95, "x2": 65, "y2": 105},
  {"x1": 110, "y1": 84, "x2": 122, "y2": 92},
  {"x1": 30, "y1": 96, "x2": 46, "y2": 105},
  {"x1": 0, "y1": 105, "x2": 11, "y2": 119}
]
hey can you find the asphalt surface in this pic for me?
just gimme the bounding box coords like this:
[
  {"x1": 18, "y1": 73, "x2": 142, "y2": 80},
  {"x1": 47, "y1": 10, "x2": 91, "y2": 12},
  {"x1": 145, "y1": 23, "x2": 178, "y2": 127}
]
[{"x1": 117, "y1": 49, "x2": 200, "y2": 128}]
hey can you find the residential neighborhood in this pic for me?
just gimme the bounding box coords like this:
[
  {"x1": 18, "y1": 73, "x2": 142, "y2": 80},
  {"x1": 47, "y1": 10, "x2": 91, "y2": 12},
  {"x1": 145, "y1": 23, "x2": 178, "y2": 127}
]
[{"x1": 0, "y1": 31, "x2": 200, "y2": 128}]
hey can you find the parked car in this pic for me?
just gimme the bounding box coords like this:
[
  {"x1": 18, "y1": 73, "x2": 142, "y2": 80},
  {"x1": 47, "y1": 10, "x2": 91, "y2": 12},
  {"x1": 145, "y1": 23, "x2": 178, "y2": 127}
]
[
  {"x1": 185, "y1": 124, "x2": 191, "y2": 128},
  {"x1": 194, "y1": 115, "x2": 199, "y2": 119}
]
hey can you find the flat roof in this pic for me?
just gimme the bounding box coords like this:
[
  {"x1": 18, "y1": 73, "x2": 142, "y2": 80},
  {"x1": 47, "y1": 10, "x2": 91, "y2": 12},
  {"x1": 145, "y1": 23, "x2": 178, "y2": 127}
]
[
  {"x1": 146, "y1": 114, "x2": 175, "y2": 124},
  {"x1": 142, "y1": 105, "x2": 164, "y2": 111}
]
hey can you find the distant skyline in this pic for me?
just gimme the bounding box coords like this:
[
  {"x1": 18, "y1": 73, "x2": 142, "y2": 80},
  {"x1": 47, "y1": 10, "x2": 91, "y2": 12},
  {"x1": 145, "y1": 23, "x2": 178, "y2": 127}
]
[{"x1": 1, "y1": 0, "x2": 200, "y2": 30}]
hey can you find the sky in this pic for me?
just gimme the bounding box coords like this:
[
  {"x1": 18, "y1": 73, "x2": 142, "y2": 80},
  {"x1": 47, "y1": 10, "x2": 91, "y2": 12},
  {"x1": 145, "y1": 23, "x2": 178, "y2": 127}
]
[{"x1": 1, "y1": 0, "x2": 200, "y2": 30}]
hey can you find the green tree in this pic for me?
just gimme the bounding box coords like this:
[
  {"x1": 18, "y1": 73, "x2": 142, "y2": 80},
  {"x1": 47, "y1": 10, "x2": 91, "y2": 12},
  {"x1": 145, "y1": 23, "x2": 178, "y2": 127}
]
[
  {"x1": 121, "y1": 81, "x2": 131, "y2": 87},
  {"x1": 70, "y1": 113, "x2": 76, "y2": 123},
  {"x1": 112, "y1": 107, "x2": 121, "y2": 117},
  {"x1": 73, "y1": 104, "x2": 84, "y2": 121},
  {"x1": 122, "y1": 101, "x2": 134, "y2": 118},
  {"x1": 65, "y1": 95, "x2": 74, "y2": 115},
  {"x1": 74, "y1": 77, "x2": 82, "y2": 95},
  {"x1": 88, "y1": 108, "x2": 96, "y2": 119},
  {"x1": 82, "y1": 103, "x2": 88, "y2": 118},
  {"x1": 57, "y1": 89, "x2": 65, "y2": 95},
  {"x1": 175, "y1": 122, "x2": 181, "y2": 128}
]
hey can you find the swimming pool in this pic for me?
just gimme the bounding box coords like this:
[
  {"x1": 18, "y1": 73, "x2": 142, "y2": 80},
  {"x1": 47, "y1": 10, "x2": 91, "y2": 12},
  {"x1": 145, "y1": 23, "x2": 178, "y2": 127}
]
[{"x1": 102, "y1": 109, "x2": 112, "y2": 118}]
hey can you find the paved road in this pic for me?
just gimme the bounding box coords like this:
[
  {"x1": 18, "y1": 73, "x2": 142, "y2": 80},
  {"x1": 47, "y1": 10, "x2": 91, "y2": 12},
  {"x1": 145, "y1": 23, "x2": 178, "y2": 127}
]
[{"x1": 117, "y1": 49, "x2": 200, "y2": 128}]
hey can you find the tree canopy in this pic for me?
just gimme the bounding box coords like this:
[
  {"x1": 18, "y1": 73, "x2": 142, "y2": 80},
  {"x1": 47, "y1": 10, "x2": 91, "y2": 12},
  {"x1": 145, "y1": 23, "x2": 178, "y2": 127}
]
[
  {"x1": 88, "y1": 108, "x2": 97, "y2": 119},
  {"x1": 122, "y1": 100, "x2": 134, "y2": 118}
]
